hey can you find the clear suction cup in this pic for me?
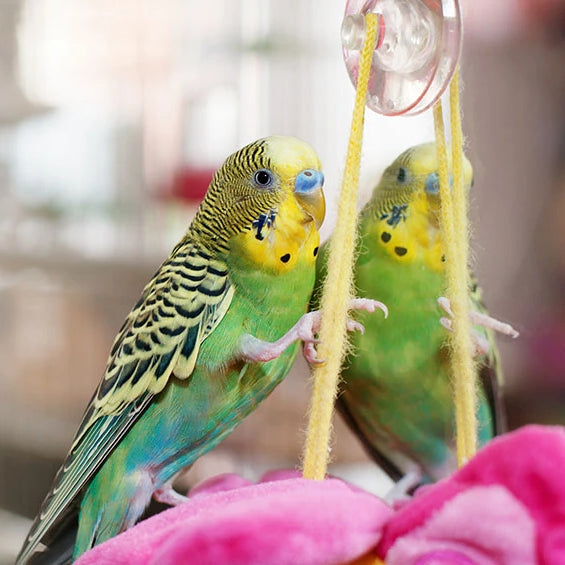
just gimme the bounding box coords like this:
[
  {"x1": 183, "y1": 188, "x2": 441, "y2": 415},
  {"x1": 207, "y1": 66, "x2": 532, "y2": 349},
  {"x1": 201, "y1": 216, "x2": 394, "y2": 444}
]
[{"x1": 342, "y1": 0, "x2": 462, "y2": 116}]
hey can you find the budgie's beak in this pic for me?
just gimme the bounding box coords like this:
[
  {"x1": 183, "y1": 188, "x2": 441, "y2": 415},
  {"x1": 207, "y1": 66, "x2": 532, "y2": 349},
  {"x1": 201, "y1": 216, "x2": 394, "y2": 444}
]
[
  {"x1": 425, "y1": 171, "x2": 443, "y2": 195},
  {"x1": 426, "y1": 163, "x2": 473, "y2": 196},
  {"x1": 294, "y1": 169, "x2": 326, "y2": 229}
]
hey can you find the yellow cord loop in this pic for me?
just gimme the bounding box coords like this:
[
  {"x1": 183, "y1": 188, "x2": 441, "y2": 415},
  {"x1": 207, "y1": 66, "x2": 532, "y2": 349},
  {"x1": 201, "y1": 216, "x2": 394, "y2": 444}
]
[
  {"x1": 302, "y1": 13, "x2": 379, "y2": 481},
  {"x1": 434, "y1": 70, "x2": 478, "y2": 465}
]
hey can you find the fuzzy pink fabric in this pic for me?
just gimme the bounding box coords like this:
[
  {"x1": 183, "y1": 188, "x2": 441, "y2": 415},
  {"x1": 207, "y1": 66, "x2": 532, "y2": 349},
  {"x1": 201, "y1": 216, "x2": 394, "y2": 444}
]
[
  {"x1": 76, "y1": 425, "x2": 565, "y2": 565},
  {"x1": 378, "y1": 425, "x2": 565, "y2": 564},
  {"x1": 385, "y1": 485, "x2": 536, "y2": 564},
  {"x1": 76, "y1": 474, "x2": 393, "y2": 565}
]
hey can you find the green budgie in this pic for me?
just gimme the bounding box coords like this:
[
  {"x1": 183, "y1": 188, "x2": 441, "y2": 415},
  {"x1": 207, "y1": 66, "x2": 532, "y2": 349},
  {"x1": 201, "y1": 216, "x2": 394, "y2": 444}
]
[
  {"x1": 17, "y1": 136, "x2": 382, "y2": 564},
  {"x1": 313, "y1": 142, "x2": 518, "y2": 485}
]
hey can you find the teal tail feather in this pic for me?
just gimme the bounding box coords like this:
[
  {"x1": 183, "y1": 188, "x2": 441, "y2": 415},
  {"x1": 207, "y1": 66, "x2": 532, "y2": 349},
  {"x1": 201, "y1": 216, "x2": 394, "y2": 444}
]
[{"x1": 73, "y1": 468, "x2": 153, "y2": 560}]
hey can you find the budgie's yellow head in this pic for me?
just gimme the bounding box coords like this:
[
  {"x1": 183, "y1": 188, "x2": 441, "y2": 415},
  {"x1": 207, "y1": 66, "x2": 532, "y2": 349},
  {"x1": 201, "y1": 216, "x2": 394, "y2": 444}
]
[
  {"x1": 191, "y1": 136, "x2": 325, "y2": 272},
  {"x1": 370, "y1": 142, "x2": 473, "y2": 211},
  {"x1": 364, "y1": 142, "x2": 473, "y2": 271}
]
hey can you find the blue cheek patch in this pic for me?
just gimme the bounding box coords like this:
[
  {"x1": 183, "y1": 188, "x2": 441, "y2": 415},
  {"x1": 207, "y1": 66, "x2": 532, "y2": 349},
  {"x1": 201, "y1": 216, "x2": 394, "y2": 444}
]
[{"x1": 294, "y1": 169, "x2": 324, "y2": 193}]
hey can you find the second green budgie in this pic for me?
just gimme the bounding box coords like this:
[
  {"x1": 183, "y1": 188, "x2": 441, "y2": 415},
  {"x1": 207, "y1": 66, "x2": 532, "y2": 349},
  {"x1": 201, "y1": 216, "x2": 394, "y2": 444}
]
[
  {"x1": 18, "y1": 135, "x2": 382, "y2": 564},
  {"x1": 313, "y1": 142, "x2": 517, "y2": 485}
]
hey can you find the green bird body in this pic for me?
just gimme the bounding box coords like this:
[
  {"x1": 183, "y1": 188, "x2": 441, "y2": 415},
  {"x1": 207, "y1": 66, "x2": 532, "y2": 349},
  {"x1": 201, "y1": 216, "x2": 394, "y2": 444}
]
[
  {"x1": 18, "y1": 136, "x2": 326, "y2": 563},
  {"x1": 314, "y1": 143, "x2": 504, "y2": 483}
]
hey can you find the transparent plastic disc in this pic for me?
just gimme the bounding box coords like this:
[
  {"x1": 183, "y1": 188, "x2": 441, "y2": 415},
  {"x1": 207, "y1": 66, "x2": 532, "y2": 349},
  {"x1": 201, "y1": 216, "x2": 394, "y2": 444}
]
[{"x1": 342, "y1": 0, "x2": 462, "y2": 116}]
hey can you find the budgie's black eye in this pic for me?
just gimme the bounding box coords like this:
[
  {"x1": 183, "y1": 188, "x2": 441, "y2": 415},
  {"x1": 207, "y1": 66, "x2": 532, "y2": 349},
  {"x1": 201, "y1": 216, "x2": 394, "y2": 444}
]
[
  {"x1": 397, "y1": 167, "x2": 407, "y2": 183},
  {"x1": 253, "y1": 169, "x2": 275, "y2": 189}
]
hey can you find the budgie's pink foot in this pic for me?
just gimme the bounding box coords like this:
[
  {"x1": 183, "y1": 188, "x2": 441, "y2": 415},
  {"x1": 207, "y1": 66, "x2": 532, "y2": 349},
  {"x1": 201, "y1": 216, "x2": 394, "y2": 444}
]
[
  {"x1": 384, "y1": 468, "x2": 422, "y2": 505},
  {"x1": 438, "y1": 297, "x2": 519, "y2": 355},
  {"x1": 240, "y1": 298, "x2": 387, "y2": 366},
  {"x1": 240, "y1": 311, "x2": 322, "y2": 364},
  {"x1": 154, "y1": 484, "x2": 188, "y2": 507},
  {"x1": 302, "y1": 298, "x2": 388, "y2": 364}
]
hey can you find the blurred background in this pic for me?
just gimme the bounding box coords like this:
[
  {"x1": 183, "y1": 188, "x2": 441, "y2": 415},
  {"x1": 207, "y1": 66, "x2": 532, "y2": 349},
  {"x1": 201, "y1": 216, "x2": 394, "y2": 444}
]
[{"x1": 0, "y1": 0, "x2": 564, "y2": 562}]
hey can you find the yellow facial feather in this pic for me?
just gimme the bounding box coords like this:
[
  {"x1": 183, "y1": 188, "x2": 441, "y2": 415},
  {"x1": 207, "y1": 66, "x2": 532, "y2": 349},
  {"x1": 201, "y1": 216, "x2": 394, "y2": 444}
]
[
  {"x1": 263, "y1": 136, "x2": 322, "y2": 180},
  {"x1": 226, "y1": 135, "x2": 323, "y2": 273},
  {"x1": 399, "y1": 142, "x2": 473, "y2": 184},
  {"x1": 373, "y1": 191, "x2": 445, "y2": 272},
  {"x1": 232, "y1": 192, "x2": 320, "y2": 273},
  {"x1": 369, "y1": 142, "x2": 473, "y2": 273}
]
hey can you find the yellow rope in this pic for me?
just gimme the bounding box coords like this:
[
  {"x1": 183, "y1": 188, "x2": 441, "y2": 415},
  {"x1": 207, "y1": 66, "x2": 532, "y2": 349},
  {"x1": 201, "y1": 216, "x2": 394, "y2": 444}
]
[
  {"x1": 433, "y1": 70, "x2": 478, "y2": 465},
  {"x1": 302, "y1": 13, "x2": 379, "y2": 480}
]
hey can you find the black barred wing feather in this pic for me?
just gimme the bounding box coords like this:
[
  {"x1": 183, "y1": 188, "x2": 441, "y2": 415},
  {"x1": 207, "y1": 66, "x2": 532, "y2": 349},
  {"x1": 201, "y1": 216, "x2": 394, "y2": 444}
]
[
  {"x1": 77, "y1": 244, "x2": 233, "y2": 436},
  {"x1": 19, "y1": 242, "x2": 234, "y2": 563}
]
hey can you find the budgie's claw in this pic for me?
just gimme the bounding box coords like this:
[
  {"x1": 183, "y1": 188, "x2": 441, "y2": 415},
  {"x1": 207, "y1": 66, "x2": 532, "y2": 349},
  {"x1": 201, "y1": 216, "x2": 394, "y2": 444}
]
[
  {"x1": 154, "y1": 484, "x2": 188, "y2": 507},
  {"x1": 240, "y1": 299, "x2": 387, "y2": 366},
  {"x1": 441, "y1": 316, "x2": 492, "y2": 356},
  {"x1": 296, "y1": 310, "x2": 326, "y2": 365},
  {"x1": 303, "y1": 341, "x2": 326, "y2": 366},
  {"x1": 349, "y1": 297, "x2": 388, "y2": 318},
  {"x1": 240, "y1": 311, "x2": 322, "y2": 364},
  {"x1": 384, "y1": 468, "x2": 422, "y2": 505},
  {"x1": 470, "y1": 310, "x2": 519, "y2": 339},
  {"x1": 346, "y1": 319, "x2": 365, "y2": 334},
  {"x1": 300, "y1": 298, "x2": 387, "y2": 364},
  {"x1": 292, "y1": 310, "x2": 367, "y2": 365},
  {"x1": 437, "y1": 296, "x2": 520, "y2": 342},
  {"x1": 439, "y1": 315, "x2": 451, "y2": 332}
]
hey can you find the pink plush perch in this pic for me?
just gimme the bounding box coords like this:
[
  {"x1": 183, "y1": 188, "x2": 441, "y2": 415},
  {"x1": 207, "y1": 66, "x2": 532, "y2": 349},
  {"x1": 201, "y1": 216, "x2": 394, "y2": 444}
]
[
  {"x1": 76, "y1": 474, "x2": 393, "y2": 565},
  {"x1": 378, "y1": 425, "x2": 565, "y2": 564},
  {"x1": 77, "y1": 425, "x2": 565, "y2": 565}
]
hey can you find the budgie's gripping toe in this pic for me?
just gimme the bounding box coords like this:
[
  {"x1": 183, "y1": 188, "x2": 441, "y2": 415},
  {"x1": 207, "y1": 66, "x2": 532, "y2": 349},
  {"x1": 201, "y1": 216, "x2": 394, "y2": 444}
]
[
  {"x1": 442, "y1": 315, "x2": 492, "y2": 356},
  {"x1": 240, "y1": 311, "x2": 321, "y2": 364},
  {"x1": 438, "y1": 297, "x2": 519, "y2": 344},
  {"x1": 346, "y1": 319, "x2": 365, "y2": 335},
  {"x1": 240, "y1": 298, "x2": 387, "y2": 366},
  {"x1": 153, "y1": 485, "x2": 189, "y2": 507},
  {"x1": 301, "y1": 298, "x2": 387, "y2": 364},
  {"x1": 303, "y1": 339, "x2": 326, "y2": 366},
  {"x1": 349, "y1": 297, "x2": 388, "y2": 318},
  {"x1": 384, "y1": 468, "x2": 423, "y2": 505},
  {"x1": 469, "y1": 310, "x2": 519, "y2": 339}
]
